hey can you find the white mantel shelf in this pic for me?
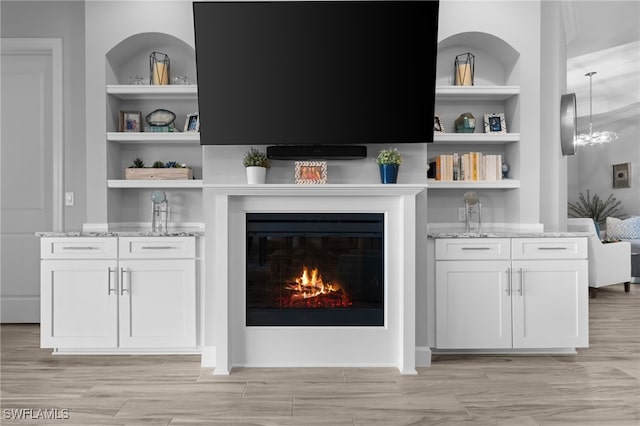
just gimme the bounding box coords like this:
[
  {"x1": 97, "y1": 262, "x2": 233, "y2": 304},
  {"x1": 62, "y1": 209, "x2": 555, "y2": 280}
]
[{"x1": 203, "y1": 183, "x2": 428, "y2": 196}]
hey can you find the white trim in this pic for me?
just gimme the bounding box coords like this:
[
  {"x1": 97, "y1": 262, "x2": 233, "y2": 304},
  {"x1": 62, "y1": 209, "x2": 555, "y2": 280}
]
[{"x1": 2, "y1": 38, "x2": 64, "y2": 232}]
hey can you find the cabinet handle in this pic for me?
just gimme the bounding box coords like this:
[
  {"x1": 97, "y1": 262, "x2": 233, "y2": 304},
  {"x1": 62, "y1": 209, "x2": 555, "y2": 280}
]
[
  {"x1": 140, "y1": 246, "x2": 176, "y2": 250},
  {"x1": 517, "y1": 268, "x2": 524, "y2": 295},
  {"x1": 506, "y1": 268, "x2": 512, "y2": 296},
  {"x1": 537, "y1": 247, "x2": 568, "y2": 250},
  {"x1": 63, "y1": 246, "x2": 98, "y2": 250},
  {"x1": 120, "y1": 268, "x2": 129, "y2": 295},
  {"x1": 461, "y1": 247, "x2": 491, "y2": 250},
  {"x1": 108, "y1": 267, "x2": 116, "y2": 295}
]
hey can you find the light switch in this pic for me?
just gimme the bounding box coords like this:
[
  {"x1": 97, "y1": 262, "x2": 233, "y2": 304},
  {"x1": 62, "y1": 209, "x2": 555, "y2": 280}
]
[{"x1": 65, "y1": 192, "x2": 74, "y2": 206}]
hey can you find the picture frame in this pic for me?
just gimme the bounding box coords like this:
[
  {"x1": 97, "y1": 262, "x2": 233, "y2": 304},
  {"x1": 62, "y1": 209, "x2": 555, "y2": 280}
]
[
  {"x1": 295, "y1": 161, "x2": 327, "y2": 184},
  {"x1": 612, "y1": 162, "x2": 631, "y2": 188},
  {"x1": 483, "y1": 113, "x2": 506, "y2": 134},
  {"x1": 434, "y1": 115, "x2": 445, "y2": 133},
  {"x1": 184, "y1": 113, "x2": 200, "y2": 132},
  {"x1": 119, "y1": 111, "x2": 142, "y2": 132}
]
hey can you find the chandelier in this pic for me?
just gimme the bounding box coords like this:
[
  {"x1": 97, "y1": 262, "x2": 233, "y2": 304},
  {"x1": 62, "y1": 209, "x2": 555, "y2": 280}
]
[{"x1": 575, "y1": 71, "x2": 619, "y2": 146}]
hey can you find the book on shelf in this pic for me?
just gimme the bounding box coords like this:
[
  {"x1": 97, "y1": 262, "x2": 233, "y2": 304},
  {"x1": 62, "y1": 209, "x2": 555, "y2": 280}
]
[{"x1": 428, "y1": 152, "x2": 503, "y2": 182}]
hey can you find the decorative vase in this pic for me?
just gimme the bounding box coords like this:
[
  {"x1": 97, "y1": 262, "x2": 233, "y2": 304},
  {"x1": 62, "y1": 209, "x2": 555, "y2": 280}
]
[
  {"x1": 454, "y1": 112, "x2": 476, "y2": 133},
  {"x1": 379, "y1": 164, "x2": 399, "y2": 184},
  {"x1": 246, "y1": 166, "x2": 266, "y2": 184}
]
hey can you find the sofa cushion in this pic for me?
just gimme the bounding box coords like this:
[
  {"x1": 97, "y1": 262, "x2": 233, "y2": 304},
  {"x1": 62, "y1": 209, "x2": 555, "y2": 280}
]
[{"x1": 606, "y1": 216, "x2": 640, "y2": 239}]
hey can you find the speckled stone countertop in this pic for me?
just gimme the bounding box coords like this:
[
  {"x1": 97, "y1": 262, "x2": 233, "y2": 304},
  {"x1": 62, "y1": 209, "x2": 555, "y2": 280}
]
[
  {"x1": 428, "y1": 231, "x2": 591, "y2": 238},
  {"x1": 36, "y1": 230, "x2": 204, "y2": 237}
]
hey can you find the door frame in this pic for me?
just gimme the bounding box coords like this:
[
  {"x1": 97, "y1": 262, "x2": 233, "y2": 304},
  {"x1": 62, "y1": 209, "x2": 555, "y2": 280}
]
[{"x1": 1, "y1": 38, "x2": 64, "y2": 231}]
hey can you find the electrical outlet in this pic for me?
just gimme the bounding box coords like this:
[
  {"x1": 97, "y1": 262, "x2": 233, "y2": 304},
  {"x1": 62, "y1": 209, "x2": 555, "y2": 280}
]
[
  {"x1": 65, "y1": 192, "x2": 74, "y2": 206},
  {"x1": 458, "y1": 207, "x2": 466, "y2": 221}
]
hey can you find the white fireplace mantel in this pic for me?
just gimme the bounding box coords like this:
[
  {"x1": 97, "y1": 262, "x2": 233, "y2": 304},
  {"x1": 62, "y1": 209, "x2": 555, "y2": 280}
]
[{"x1": 202, "y1": 184, "x2": 428, "y2": 375}]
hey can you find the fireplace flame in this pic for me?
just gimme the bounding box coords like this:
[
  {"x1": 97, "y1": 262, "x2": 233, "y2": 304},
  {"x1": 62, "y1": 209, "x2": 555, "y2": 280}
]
[{"x1": 281, "y1": 266, "x2": 351, "y2": 308}]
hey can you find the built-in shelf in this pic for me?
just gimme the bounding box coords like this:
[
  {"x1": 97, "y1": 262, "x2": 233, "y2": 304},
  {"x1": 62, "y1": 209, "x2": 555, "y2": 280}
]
[
  {"x1": 433, "y1": 133, "x2": 520, "y2": 144},
  {"x1": 426, "y1": 179, "x2": 520, "y2": 189},
  {"x1": 107, "y1": 179, "x2": 203, "y2": 189},
  {"x1": 107, "y1": 132, "x2": 200, "y2": 144},
  {"x1": 106, "y1": 85, "x2": 198, "y2": 100},
  {"x1": 435, "y1": 85, "x2": 520, "y2": 101}
]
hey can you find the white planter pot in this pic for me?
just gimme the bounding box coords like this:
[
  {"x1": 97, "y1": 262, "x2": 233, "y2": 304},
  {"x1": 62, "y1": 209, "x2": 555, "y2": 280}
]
[{"x1": 246, "y1": 166, "x2": 267, "y2": 184}]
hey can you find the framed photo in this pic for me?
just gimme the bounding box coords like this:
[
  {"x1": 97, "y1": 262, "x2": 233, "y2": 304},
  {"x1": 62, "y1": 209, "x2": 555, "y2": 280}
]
[
  {"x1": 295, "y1": 161, "x2": 327, "y2": 184},
  {"x1": 434, "y1": 115, "x2": 445, "y2": 133},
  {"x1": 483, "y1": 113, "x2": 506, "y2": 134},
  {"x1": 612, "y1": 163, "x2": 631, "y2": 188},
  {"x1": 184, "y1": 113, "x2": 200, "y2": 132},
  {"x1": 119, "y1": 111, "x2": 141, "y2": 132}
]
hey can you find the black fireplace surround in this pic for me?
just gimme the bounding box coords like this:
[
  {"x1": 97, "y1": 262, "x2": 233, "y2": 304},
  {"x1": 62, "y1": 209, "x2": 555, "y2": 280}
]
[{"x1": 246, "y1": 213, "x2": 384, "y2": 326}]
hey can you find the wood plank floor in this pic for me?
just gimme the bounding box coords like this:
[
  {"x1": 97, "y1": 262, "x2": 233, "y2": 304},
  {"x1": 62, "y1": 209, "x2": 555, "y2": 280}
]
[{"x1": 2, "y1": 283, "x2": 639, "y2": 425}]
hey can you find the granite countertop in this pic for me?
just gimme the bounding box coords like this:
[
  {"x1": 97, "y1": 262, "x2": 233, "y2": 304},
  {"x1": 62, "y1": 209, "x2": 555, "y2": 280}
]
[
  {"x1": 428, "y1": 231, "x2": 591, "y2": 239},
  {"x1": 36, "y1": 230, "x2": 204, "y2": 238}
]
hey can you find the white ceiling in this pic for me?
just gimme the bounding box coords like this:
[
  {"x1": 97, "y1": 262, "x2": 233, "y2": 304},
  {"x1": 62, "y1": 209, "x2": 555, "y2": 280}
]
[{"x1": 565, "y1": 0, "x2": 640, "y2": 119}]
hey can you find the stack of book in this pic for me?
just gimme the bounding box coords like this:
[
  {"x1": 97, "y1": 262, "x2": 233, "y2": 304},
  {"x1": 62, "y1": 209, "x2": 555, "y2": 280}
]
[{"x1": 429, "y1": 152, "x2": 503, "y2": 181}]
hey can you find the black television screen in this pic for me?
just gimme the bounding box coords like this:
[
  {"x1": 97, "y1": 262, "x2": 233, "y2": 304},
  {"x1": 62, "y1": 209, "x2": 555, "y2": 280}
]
[{"x1": 193, "y1": 1, "x2": 439, "y2": 146}]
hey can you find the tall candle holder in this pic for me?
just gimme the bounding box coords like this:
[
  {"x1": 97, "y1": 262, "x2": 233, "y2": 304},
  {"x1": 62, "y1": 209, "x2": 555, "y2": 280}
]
[
  {"x1": 454, "y1": 52, "x2": 475, "y2": 86},
  {"x1": 149, "y1": 51, "x2": 170, "y2": 85}
]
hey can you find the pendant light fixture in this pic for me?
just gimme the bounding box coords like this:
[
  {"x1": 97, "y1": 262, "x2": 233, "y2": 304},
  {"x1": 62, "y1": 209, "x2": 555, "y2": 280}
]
[{"x1": 575, "y1": 71, "x2": 619, "y2": 146}]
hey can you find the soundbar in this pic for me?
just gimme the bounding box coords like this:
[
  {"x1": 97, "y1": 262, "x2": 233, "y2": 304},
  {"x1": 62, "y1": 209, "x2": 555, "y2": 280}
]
[{"x1": 266, "y1": 145, "x2": 367, "y2": 160}]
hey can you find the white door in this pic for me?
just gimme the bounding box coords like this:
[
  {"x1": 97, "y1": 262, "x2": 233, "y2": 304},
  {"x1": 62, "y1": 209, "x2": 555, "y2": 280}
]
[
  {"x1": 118, "y1": 259, "x2": 196, "y2": 348},
  {"x1": 436, "y1": 260, "x2": 512, "y2": 349},
  {"x1": 512, "y1": 260, "x2": 589, "y2": 348},
  {"x1": 1, "y1": 42, "x2": 60, "y2": 322},
  {"x1": 40, "y1": 260, "x2": 118, "y2": 348}
]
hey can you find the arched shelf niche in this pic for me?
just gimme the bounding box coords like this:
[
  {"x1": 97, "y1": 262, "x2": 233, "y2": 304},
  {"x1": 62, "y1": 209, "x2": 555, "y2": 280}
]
[
  {"x1": 437, "y1": 32, "x2": 520, "y2": 86},
  {"x1": 105, "y1": 32, "x2": 196, "y2": 86}
]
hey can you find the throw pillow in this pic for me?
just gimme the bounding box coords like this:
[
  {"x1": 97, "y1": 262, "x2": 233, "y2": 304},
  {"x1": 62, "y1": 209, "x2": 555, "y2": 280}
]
[{"x1": 606, "y1": 216, "x2": 640, "y2": 239}]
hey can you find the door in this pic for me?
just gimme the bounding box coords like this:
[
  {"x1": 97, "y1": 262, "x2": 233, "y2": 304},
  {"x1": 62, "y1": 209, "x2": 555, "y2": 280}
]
[
  {"x1": 118, "y1": 259, "x2": 196, "y2": 348},
  {"x1": 1, "y1": 39, "x2": 62, "y2": 322},
  {"x1": 40, "y1": 260, "x2": 118, "y2": 348},
  {"x1": 436, "y1": 260, "x2": 512, "y2": 349},
  {"x1": 511, "y1": 260, "x2": 588, "y2": 348}
]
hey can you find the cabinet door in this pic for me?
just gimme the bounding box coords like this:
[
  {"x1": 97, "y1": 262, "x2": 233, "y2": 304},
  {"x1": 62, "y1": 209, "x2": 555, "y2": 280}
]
[
  {"x1": 40, "y1": 260, "x2": 118, "y2": 348},
  {"x1": 118, "y1": 259, "x2": 196, "y2": 348},
  {"x1": 511, "y1": 260, "x2": 588, "y2": 348},
  {"x1": 436, "y1": 260, "x2": 512, "y2": 349}
]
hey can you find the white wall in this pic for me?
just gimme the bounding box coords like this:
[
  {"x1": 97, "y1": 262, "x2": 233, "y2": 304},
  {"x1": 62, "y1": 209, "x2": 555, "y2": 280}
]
[
  {"x1": 1, "y1": 1, "x2": 86, "y2": 231},
  {"x1": 568, "y1": 107, "x2": 640, "y2": 218}
]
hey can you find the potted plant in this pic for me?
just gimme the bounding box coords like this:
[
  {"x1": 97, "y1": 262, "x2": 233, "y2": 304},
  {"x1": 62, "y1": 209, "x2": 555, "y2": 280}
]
[
  {"x1": 376, "y1": 148, "x2": 402, "y2": 184},
  {"x1": 243, "y1": 147, "x2": 270, "y2": 184},
  {"x1": 568, "y1": 189, "x2": 625, "y2": 235}
]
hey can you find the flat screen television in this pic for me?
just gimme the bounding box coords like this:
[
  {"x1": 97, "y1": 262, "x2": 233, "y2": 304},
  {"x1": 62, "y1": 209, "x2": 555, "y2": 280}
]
[{"x1": 193, "y1": 1, "x2": 439, "y2": 151}]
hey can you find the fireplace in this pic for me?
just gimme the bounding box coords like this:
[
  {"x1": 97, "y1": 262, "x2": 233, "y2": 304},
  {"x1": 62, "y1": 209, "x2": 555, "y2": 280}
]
[{"x1": 246, "y1": 213, "x2": 384, "y2": 326}]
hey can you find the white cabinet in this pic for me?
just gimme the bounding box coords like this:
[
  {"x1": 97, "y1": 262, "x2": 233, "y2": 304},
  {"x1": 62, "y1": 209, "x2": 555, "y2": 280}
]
[
  {"x1": 40, "y1": 236, "x2": 197, "y2": 352},
  {"x1": 40, "y1": 238, "x2": 119, "y2": 349},
  {"x1": 435, "y1": 237, "x2": 588, "y2": 350},
  {"x1": 436, "y1": 260, "x2": 511, "y2": 349},
  {"x1": 118, "y1": 259, "x2": 196, "y2": 348}
]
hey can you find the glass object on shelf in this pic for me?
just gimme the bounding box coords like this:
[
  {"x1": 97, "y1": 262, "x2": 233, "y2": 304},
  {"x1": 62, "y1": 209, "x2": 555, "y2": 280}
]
[
  {"x1": 463, "y1": 191, "x2": 482, "y2": 233},
  {"x1": 149, "y1": 51, "x2": 170, "y2": 85},
  {"x1": 173, "y1": 75, "x2": 190, "y2": 85},
  {"x1": 128, "y1": 74, "x2": 147, "y2": 85},
  {"x1": 151, "y1": 190, "x2": 169, "y2": 233},
  {"x1": 502, "y1": 162, "x2": 510, "y2": 178},
  {"x1": 454, "y1": 52, "x2": 475, "y2": 86},
  {"x1": 454, "y1": 112, "x2": 476, "y2": 133}
]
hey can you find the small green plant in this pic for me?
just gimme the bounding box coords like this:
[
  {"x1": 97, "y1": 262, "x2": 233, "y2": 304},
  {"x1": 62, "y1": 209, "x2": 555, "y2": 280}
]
[
  {"x1": 376, "y1": 148, "x2": 403, "y2": 165},
  {"x1": 243, "y1": 147, "x2": 270, "y2": 168},
  {"x1": 568, "y1": 190, "x2": 625, "y2": 225},
  {"x1": 129, "y1": 157, "x2": 145, "y2": 168},
  {"x1": 152, "y1": 161, "x2": 165, "y2": 168}
]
